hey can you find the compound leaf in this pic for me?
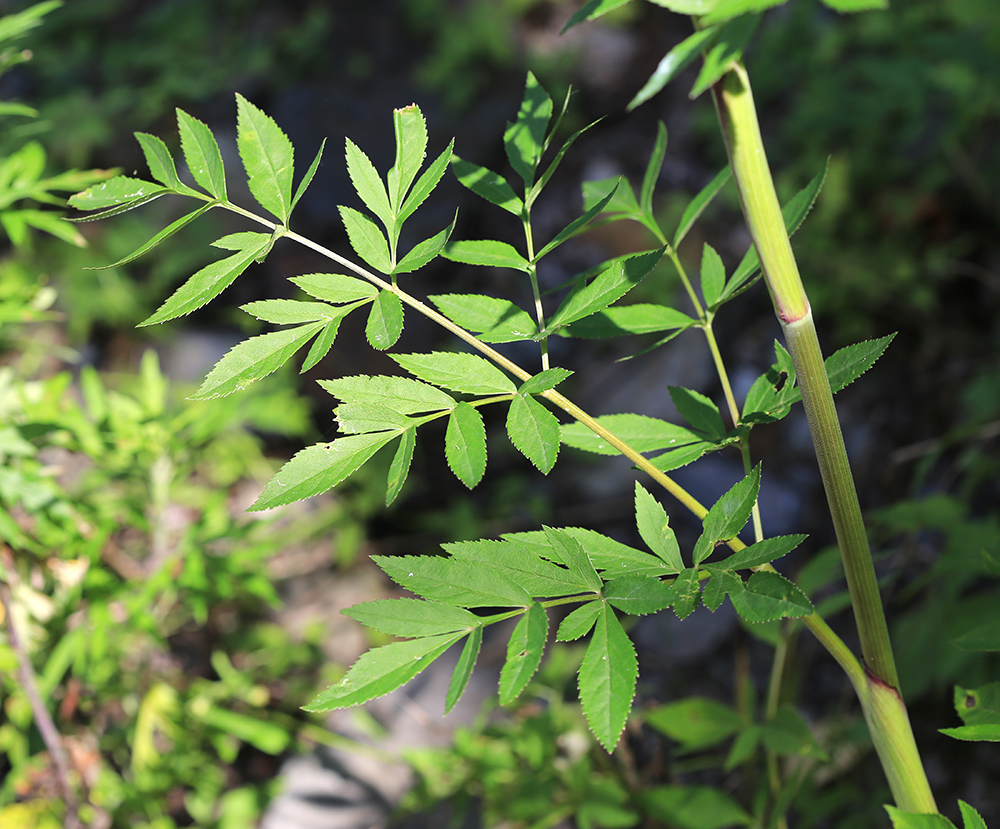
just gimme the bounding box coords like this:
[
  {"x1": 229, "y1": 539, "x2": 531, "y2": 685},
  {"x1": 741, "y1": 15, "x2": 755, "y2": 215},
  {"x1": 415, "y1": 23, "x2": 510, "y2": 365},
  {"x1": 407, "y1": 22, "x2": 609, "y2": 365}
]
[
  {"x1": 499, "y1": 602, "x2": 548, "y2": 705},
  {"x1": 579, "y1": 603, "x2": 638, "y2": 752}
]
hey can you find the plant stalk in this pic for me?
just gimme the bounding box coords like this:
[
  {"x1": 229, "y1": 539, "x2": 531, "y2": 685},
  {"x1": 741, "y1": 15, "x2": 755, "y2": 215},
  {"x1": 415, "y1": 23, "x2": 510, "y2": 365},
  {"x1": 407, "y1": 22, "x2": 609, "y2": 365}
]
[{"x1": 710, "y1": 59, "x2": 936, "y2": 812}]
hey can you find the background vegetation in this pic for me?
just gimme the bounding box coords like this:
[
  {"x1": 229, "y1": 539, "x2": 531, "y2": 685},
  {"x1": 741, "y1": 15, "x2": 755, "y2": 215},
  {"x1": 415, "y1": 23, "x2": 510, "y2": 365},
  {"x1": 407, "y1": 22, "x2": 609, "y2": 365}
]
[{"x1": 1, "y1": 0, "x2": 997, "y2": 826}]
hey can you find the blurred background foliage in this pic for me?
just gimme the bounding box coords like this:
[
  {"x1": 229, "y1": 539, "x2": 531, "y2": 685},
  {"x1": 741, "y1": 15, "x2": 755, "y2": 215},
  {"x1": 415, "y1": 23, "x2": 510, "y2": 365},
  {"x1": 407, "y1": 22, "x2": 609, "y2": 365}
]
[{"x1": 0, "y1": 0, "x2": 998, "y2": 826}]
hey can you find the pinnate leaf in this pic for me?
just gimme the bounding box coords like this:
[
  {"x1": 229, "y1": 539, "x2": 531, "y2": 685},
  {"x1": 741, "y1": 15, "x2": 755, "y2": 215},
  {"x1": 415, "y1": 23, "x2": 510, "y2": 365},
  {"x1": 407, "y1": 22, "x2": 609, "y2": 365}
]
[
  {"x1": 506, "y1": 394, "x2": 560, "y2": 473},
  {"x1": 446, "y1": 402, "x2": 487, "y2": 488},
  {"x1": 344, "y1": 599, "x2": 480, "y2": 638},
  {"x1": 236, "y1": 93, "x2": 294, "y2": 223},
  {"x1": 499, "y1": 602, "x2": 548, "y2": 705},
  {"x1": 693, "y1": 466, "x2": 761, "y2": 564},
  {"x1": 141, "y1": 232, "x2": 272, "y2": 326},
  {"x1": 178, "y1": 110, "x2": 228, "y2": 199},
  {"x1": 250, "y1": 433, "x2": 394, "y2": 511},
  {"x1": 305, "y1": 632, "x2": 463, "y2": 712},
  {"x1": 392, "y1": 351, "x2": 516, "y2": 395},
  {"x1": 365, "y1": 290, "x2": 404, "y2": 350},
  {"x1": 579, "y1": 603, "x2": 638, "y2": 752}
]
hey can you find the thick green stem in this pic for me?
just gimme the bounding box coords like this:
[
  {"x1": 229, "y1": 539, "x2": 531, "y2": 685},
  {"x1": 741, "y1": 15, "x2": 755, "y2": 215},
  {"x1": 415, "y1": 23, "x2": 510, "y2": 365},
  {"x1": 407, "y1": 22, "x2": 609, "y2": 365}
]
[{"x1": 711, "y1": 59, "x2": 936, "y2": 812}]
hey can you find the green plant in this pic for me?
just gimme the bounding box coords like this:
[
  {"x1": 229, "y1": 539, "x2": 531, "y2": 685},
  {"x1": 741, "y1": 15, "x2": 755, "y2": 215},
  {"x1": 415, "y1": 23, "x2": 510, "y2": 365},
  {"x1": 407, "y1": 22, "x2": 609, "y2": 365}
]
[{"x1": 64, "y1": 1, "x2": 998, "y2": 826}]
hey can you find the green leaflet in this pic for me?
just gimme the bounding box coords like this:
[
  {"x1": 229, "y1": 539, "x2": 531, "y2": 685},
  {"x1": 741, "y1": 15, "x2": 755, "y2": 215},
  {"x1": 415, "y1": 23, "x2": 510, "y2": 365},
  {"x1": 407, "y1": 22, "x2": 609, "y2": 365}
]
[
  {"x1": 561, "y1": 0, "x2": 634, "y2": 34},
  {"x1": 343, "y1": 599, "x2": 481, "y2": 638},
  {"x1": 506, "y1": 393, "x2": 560, "y2": 473},
  {"x1": 319, "y1": 375, "x2": 455, "y2": 414},
  {"x1": 387, "y1": 104, "x2": 428, "y2": 215},
  {"x1": 250, "y1": 433, "x2": 395, "y2": 511},
  {"x1": 603, "y1": 574, "x2": 676, "y2": 616},
  {"x1": 292, "y1": 273, "x2": 378, "y2": 303},
  {"x1": 499, "y1": 602, "x2": 548, "y2": 705},
  {"x1": 532, "y1": 181, "x2": 620, "y2": 261},
  {"x1": 177, "y1": 108, "x2": 227, "y2": 200},
  {"x1": 673, "y1": 165, "x2": 732, "y2": 249},
  {"x1": 518, "y1": 367, "x2": 573, "y2": 395},
  {"x1": 236, "y1": 93, "x2": 294, "y2": 223},
  {"x1": 192, "y1": 321, "x2": 326, "y2": 399},
  {"x1": 373, "y1": 554, "x2": 532, "y2": 608},
  {"x1": 579, "y1": 602, "x2": 637, "y2": 752},
  {"x1": 345, "y1": 137, "x2": 392, "y2": 226},
  {"x1": 502, "y1": 527, "x2": 670, "y2": 578},
  {"x1": 727, "y1": 571, "x2": 814, "y2": 623},
  {"x1": 646, "y1": 697, "x2": 743, "y2": 750},
  {"x1": 447, "y1": 537, "x2": 600, "y2": 597},
  {"x1": 68, "y1": 175, "x2": 167, "y2": 211},
  {"x1": 445, "y1": 402, "x2": 487, "y2": 488},
  {"x1": 635, "y1": 483, "x2": 683, "y2": 571},
  {"x1": 692, "y1": 466, "x2": 761, "y2": 565},
  {"x1": 365, "y1": 290, "x2": 404, "y2": 350},
  {"x1": 690, "y1": 14, "x2": 761, "y2": 99},
  {"x1": 445, "y1": 627, "x2": 483, "y2": 714},
  {"x1": 715, "y1": 534, "x2": 807, "y2": 571},
  {"x1": 443, "y1": 239, "x2": 529, "y2": 271},
  {"x1": 700, "y1": 244, "x2": 726, "y2": 310},
  {"x1": 561, "y1": 413, "x2": 701, "y2": 456},
  {"x1": 450, "y1": 156, "x2": 523, "y2": 215},
  {"x1": 385, "y1": 428, "x2": 416, "y2": 505},
  {"x1": 141, "y1": 232, "x2": 272, "y2": 326},
  {"x1": 391, "y1": 351, "x2": 517, "y2": 395},
  {"x1": 90, "y1": 203, "x2": 216, "y2": 270},
  {"x1": 640, "y1": 121, "x2": 668, "y2": 215},
  {"x1": 135, "y1": 132, "x2": 196, "y2": 195},
  {"x1": 304, "y1": 632, "x2": 464, "y2": 712},
  {"x1": 333, "y1": 401, "x2": 412, "y2": 435},
  {"x1": 547, "y1": 248, "x2": 664, "y2": 331},
  {"x1": 341, "y1": 206, "x2": 392, "y2": 273},
  {"x1": 398, "y1": 140, "x2": 454, "y2": 227},
  {"x1": 241, "y1": 299, "x2": 337, "y2": 325},
  {"x1": 429, "y1": 293, "x2": 537, "y2": 343},
  {"x1": 541, "y1": 528, "x2": 603, "y2": 592},
  {"x1": 669, "y1": 386, "x2": 727, "y2": 440},
  {"x1": 639, "y1": 785, "x2": 752, "y2": 829},
  {"x1": 504, "y1": 72, "x2": 553, "y2": 186},
  {"x1": 628, "y1": 25, "x2": 720, "y2": 110},
  {"x1": 393, "y1": 215, "x2": 456, "y2": 275},
  {"x1": 556, "y1": 601, "x2": 602, "y2": 641}
]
